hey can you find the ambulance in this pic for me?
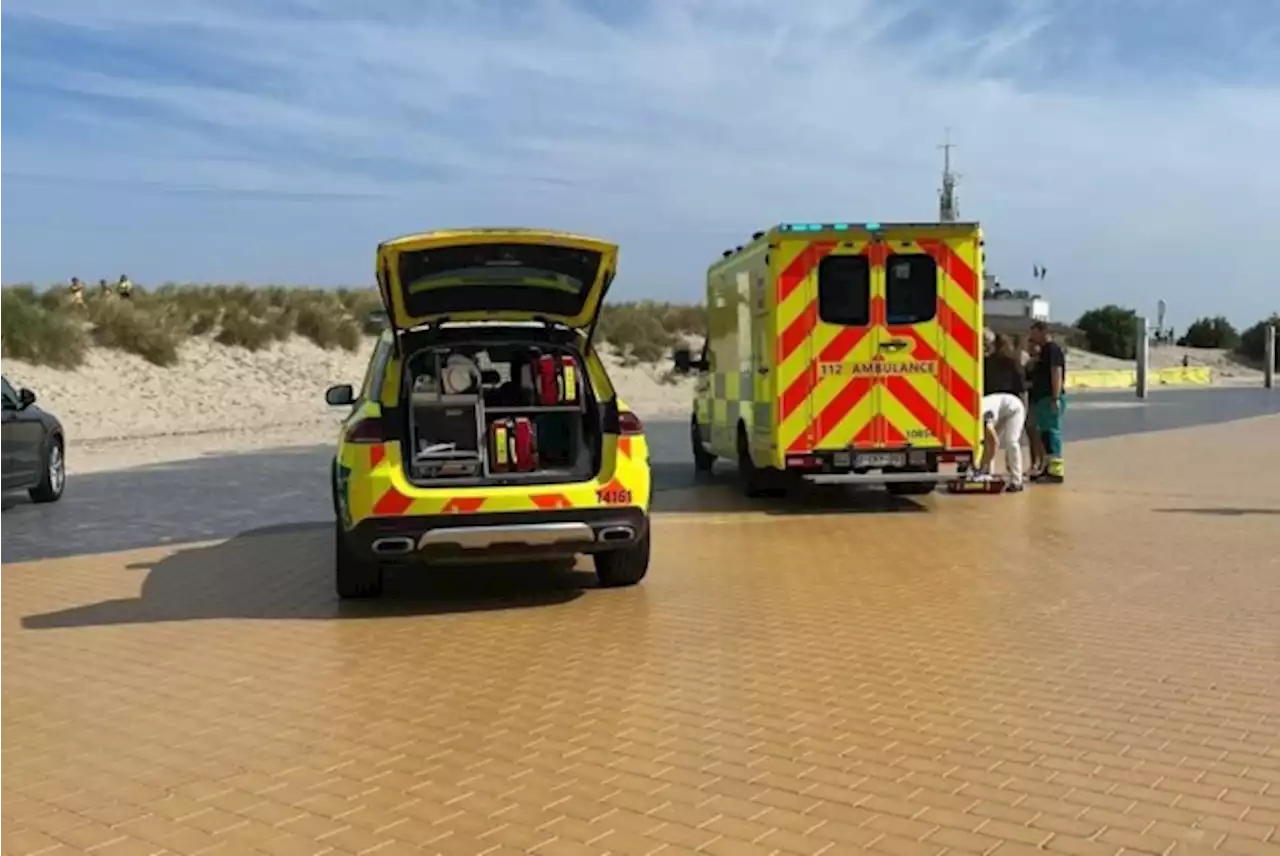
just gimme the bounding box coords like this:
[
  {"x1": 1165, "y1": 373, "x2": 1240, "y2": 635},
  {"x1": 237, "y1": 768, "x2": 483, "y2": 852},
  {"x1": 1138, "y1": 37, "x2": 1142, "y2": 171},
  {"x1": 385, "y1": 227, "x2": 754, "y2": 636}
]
[{"x1": 674, "y1": 222, "x2": 984, "y2": 496}]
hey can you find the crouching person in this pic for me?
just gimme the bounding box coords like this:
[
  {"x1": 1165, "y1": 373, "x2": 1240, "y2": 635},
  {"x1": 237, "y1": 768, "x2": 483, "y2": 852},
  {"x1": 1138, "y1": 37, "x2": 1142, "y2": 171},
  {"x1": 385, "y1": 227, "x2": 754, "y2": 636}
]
[{"x1": 977, "y1": 393, "x2": 1027, "y2": 492}]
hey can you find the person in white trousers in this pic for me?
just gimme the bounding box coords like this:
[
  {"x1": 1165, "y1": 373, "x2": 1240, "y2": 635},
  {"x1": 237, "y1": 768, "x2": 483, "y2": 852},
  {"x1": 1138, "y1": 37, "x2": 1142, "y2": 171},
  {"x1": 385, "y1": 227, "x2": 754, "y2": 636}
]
[{"x1": 976, "y1": 392, "x2": 1026, "y2": 491}]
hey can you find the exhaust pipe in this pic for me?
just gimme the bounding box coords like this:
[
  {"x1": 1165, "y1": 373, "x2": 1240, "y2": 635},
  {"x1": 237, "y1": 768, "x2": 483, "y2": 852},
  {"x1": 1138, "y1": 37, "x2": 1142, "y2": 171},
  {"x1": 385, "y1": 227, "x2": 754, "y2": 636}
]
[
  {"x1": 371, "y1": 536, "x2": 415, "y2": 556},
  {"x1": 597, "y1": 525, "x2": 635, "y2": 543}
]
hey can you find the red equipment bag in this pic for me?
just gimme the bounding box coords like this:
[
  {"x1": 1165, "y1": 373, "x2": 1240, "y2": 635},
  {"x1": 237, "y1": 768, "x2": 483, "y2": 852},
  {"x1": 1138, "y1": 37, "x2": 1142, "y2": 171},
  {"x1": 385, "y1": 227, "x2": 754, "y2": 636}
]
[
  {"x1": 536, "y1": 354, "x2": 559, "y2": 405},
  {"x1": 512, "y1": 417, "x2": 538, "y2": 472}
]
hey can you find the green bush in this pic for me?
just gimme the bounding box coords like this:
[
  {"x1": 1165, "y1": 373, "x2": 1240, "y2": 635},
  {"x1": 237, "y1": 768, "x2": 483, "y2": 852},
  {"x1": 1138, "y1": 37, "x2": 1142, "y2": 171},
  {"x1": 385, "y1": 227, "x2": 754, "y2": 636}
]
[
  {"x1": 1237, "y1": 314, "x2": 1280, "y2": 369},
  {"x1": 87, "y1": 299, "x2": 182, "y2": 366},
  {"x1": 1178, "y1": 316, "x2": 1239, "y2": 349},
  {"x1": 0, "y1": 287, "x2": 89, "y2": 368},
  {"x1": 1074, "y1": 305, "x2": 1140, "y2": 360},
  {"x1": 1, "y1": 284, "x2": 706, "y2": 368}
]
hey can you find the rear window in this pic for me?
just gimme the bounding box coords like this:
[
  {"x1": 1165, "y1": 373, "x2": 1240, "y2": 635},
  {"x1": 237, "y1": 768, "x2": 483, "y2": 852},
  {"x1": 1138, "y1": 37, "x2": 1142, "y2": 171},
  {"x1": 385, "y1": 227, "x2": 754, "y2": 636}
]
[
  {"x1": 396, "y1": 243, "x2": 602, "y2": 317},
  {"x1": 817, "y1": 255, "x2": 870, "y2": 326},
  {"x1": 885, "y1": 254, "x2": 938, "y2": 324}
]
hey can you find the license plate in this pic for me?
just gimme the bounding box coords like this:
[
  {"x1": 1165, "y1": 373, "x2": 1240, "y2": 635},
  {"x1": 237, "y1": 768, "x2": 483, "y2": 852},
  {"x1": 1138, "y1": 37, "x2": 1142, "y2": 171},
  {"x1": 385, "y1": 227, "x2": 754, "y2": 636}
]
[{"x1": 856, "y1": 452, "x2": 905, "y2": 469}]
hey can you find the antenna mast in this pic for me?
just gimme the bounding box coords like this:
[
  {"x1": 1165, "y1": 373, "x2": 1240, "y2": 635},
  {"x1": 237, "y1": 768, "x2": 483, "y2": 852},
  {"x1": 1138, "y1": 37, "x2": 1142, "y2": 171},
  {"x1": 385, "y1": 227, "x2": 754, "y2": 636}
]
[{"x1": 938, "y1": 128, "x2": 959, "y2": 222}]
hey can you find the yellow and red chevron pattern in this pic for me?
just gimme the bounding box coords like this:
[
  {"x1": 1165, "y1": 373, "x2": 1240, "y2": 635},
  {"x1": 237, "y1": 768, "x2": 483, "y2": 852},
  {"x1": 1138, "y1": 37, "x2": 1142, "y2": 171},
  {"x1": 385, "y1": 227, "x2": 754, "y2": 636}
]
[
  {"x1": 771, "y1": 232, "x2": 982, "y2": 463},
  {"x1": 340, "y1": 432, "x2": 650, "y2": 524}
]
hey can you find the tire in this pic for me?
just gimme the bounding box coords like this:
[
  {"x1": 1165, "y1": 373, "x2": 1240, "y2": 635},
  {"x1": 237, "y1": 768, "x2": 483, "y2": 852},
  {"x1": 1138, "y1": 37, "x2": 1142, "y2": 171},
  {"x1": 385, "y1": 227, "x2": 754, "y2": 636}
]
[
  {"x1": 29, "y1": 434, "x2": 66, "y2": 504},
  {"x1": 691, "y1": 418, "x2": 715, "y2": 474},
  {"x1": 335, "y1": 519, "x2": 383, "y2": 599},
  {"x1": 737, "y1": 425, "x2": 784, "y2": 498},
  {"x1": 594, "y1": 528, "x2": 650, "y2": 587}
]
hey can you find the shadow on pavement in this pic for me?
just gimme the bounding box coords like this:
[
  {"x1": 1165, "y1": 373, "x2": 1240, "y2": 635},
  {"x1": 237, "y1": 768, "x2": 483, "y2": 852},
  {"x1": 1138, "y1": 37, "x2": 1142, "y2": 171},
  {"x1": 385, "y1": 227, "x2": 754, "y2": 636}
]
[
  {"x1": 21, "y1": 521, "x2": 596, "y2": 630},
  {"x1": 649, "y1": 462, "x2": 931, "y2": 515}
]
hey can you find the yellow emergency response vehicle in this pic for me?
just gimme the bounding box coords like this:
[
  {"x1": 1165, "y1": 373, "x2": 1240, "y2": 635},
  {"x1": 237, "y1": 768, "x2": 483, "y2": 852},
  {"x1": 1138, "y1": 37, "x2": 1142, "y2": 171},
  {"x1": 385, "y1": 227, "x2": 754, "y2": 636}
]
[
  {"x1": 327, "y1": 228, "x2": 652, "y2": 598},
  {"x1": 675, "y1": 222, "x2": 984, "y2": 496}
]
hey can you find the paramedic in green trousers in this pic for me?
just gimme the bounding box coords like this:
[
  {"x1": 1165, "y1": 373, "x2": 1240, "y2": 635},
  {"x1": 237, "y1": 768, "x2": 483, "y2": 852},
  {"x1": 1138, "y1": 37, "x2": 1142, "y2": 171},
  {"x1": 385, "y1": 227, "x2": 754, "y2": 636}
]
[{"x1": 1027, "y1": 321, "x2": 1066, "y2": 482}]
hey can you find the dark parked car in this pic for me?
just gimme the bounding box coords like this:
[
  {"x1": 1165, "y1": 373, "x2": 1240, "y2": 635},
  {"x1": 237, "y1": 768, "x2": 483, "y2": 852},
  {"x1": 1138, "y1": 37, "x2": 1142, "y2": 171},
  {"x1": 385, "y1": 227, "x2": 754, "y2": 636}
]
[{"x1": 2, "y1": 376, "x2": 66, "y2": 503}]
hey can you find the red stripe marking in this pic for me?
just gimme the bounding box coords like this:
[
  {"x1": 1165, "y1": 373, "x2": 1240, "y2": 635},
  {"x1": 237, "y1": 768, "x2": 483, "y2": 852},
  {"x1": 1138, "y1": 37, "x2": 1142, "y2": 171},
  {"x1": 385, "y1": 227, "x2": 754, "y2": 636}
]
[
  {"x1": 779, "y1": 362, "x2": 816, "y2": 422},
  {"x1": 373, "y1": 487, "x2": 413, "y2": 516},
  {"x1": 918, "y1": 239, "x2": 978, "y2": 301},
  {"x1": 818, "y1": 325, "x2": 871, "y2": 362},
  {"x1": 531, "y1": 494, "x2": 571, "y2": 509},
  {"x1": 442, "y1": 497, "x2": 486, "y2": 514},
  {"x1": 778, "y1": 301, "x2": 817, "y2": 363},
  {"x1": 942, "y1": 366, "x2": 978, "y2": 418},
  {"x1": 864, "y1": 241, "x2": 892, "y2": 267},
  {"x1": 937, "y1": 300, "x2": 978, "y2": 360},
  {"x1": 777, "y1": 242, "x2": 836, "y2": 304},
  {"x1": 884, "y1": 376, "x2": 947, "y2": 442},
  {"x1": 884, "y1": 376, "x2": 973, "y2": 448},
  {"x1": 854, "y1": 416, "x2": 878, "y2": 445},
  {"x1": 617, "y1": 436, "x2": 632, "y2": 459},
  {"x1": 369, "y1": 444, "x2": 385, "y2": 468},
  {"x1": 808, "y1": 376, "x2": 874, "y2": 449},
  {"x1": 883, "y1": 415, "x2": 906, "y2": 445}
]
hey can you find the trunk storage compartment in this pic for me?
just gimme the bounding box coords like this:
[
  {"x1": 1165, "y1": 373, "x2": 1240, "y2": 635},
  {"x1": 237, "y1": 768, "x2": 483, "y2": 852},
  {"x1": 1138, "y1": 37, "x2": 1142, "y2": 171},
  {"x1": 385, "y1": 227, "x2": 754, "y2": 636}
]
[{"x1": 405, "y1": 342, "x2": 598, "y2": 486}]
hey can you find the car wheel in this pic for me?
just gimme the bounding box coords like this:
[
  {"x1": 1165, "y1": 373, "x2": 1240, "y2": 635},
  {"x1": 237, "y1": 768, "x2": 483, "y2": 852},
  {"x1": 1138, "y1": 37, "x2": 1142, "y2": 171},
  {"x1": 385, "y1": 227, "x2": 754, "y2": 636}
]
[
  {"x1": 691, "y1": 417, "x2": 715, "y2": 474},
  {"x1": 335, "y1": 519, "x2": 383, "y2": 599},
  {"x1": 593, "y1": 528, "x2": 650, "y2": 587},
  {"x1": 29, "y1": 435, "x2": 66, "y2": 504}
]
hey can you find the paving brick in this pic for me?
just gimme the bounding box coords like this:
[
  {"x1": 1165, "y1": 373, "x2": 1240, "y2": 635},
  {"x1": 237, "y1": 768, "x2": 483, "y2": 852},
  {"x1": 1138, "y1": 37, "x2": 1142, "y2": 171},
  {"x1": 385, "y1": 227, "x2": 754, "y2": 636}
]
[{"x1": 4, "y1": 418, "x2": 1280, "y2": 856}]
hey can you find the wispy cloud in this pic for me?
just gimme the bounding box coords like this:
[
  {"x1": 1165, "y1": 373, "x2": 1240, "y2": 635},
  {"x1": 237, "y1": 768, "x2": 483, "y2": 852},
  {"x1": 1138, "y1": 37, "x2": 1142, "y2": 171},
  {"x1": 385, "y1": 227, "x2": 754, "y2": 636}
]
[{"x1": 3, "y1": 0, "x2": 1278, "y2": 323}]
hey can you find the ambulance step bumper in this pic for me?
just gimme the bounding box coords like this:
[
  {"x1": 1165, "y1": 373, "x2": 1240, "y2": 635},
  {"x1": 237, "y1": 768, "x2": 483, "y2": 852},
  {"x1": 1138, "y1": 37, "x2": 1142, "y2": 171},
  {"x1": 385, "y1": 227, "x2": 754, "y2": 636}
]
[{"x1": 803, "y1": 472, "x2": 957, "y2": 485}]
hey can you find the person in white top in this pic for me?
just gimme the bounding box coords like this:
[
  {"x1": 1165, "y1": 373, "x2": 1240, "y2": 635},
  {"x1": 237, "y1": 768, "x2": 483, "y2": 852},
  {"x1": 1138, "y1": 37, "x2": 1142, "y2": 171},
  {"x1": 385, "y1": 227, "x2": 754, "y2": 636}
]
[{"x1": 976, "y1": 392, "x2": 1026, "y2": 491}]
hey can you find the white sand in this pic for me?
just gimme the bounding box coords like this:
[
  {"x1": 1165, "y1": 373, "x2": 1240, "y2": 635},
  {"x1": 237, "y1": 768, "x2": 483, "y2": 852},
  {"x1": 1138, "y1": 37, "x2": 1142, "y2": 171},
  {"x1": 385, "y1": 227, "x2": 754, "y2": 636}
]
[
  {"x1": 3, "y1": 338, "x2": 1263, "y2": 474},
  {"x1": 3, "y1": 337, "x2": 696, "y2": 474}
]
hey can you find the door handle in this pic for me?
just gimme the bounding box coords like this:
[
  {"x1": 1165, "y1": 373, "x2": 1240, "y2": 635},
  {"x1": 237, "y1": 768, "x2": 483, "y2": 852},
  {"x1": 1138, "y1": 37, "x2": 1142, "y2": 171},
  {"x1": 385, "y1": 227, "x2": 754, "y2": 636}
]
[
  {"x1": 756, "y1": 367, "x2": 770, "y2": 375},
  {"x1": 879, "y1": 340, "x2": 908, "y2": 352}
]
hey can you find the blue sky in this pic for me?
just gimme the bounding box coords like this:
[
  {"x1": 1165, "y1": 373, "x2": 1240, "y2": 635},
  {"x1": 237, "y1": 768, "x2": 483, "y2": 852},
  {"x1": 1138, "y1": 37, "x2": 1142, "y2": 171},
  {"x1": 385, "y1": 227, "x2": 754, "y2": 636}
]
[{"x1": 3, "y1": 0, "x2": 1278, "y2": 327}]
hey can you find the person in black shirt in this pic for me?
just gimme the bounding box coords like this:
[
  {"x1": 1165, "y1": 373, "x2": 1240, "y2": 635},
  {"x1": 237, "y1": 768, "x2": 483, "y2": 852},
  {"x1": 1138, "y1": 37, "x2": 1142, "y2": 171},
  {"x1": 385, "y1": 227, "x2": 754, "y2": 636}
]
[
  {"x1": 983, "y1": 332, "x2": 1026, "y2": 397},
  {"x1": 1027, "y1": 321, "x2": 1067, "y2": 482},
  {"x1": 1023, "y1": 341, "x2": 1045, "y2": 476}
]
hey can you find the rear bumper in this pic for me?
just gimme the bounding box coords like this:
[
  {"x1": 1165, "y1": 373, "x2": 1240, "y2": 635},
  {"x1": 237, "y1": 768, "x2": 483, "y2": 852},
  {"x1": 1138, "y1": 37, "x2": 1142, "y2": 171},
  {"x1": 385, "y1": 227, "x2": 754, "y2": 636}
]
[
  {"x1": 346, "y1": 507, "x2": 649, "y2": 563},
  {"x1": 784, "y1": 447, "x2": 976, "y2": 481}
]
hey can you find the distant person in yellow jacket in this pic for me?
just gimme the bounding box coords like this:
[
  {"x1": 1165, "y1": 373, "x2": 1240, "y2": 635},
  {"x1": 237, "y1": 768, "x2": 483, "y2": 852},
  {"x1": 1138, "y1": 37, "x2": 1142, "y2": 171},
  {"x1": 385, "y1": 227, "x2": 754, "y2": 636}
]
[{"x1": 117, "y1": 274, "x2": 134, "y2": 299}]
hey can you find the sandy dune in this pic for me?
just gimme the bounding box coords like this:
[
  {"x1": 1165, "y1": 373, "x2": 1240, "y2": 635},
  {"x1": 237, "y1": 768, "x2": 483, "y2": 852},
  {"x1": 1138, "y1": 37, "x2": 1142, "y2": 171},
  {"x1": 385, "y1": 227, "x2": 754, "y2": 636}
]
[
  {"x1": 4, "y1": 337, "x2": 696, "y2": 474},
  {"x1": 3, "y1": 337, "x2": 1263, "y2": 474}
]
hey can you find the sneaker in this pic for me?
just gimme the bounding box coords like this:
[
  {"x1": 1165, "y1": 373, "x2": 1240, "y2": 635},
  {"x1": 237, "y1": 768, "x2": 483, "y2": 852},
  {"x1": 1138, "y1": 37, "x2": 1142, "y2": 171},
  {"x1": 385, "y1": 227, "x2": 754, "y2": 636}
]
[{"x1": 1004, "y1": 482, "x2": 1026, "y2": 493}]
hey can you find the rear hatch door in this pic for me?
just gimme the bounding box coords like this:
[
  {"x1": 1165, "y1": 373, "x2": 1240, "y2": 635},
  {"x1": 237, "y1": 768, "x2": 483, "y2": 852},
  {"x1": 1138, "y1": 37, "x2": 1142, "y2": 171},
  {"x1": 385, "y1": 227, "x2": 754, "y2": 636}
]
[{"x1": 375, "y1": 229, "x2": 617, "y2": 333}]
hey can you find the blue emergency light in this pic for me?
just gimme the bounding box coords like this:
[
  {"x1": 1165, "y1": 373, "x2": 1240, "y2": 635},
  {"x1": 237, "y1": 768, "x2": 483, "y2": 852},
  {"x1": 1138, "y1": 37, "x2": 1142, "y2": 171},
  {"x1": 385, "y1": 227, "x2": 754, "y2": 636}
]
[{"x1": 781, "y1": 222, "x2": 866, "y2": 232}]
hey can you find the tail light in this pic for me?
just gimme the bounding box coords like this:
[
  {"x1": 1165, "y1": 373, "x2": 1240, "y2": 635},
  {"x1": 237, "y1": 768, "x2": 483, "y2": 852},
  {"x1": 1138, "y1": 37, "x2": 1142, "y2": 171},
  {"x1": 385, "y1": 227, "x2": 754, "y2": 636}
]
[
  {"x1": 344, "y1": 417, "x2": 385, "y2": 444},
  {"x1": 617, "y1": 411, "x2": 644, "y2": 435}
]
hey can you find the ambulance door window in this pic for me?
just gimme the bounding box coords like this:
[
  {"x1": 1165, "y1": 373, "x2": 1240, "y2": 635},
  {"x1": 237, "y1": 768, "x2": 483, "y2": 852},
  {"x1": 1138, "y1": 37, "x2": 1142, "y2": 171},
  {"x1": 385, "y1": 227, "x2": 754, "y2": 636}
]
[
  {"x1": 817, "y1": 255, "x2": 870, "y2": 326},
  {"x1": 885, "y1": 255, "x2": 938, "y2": 325}
]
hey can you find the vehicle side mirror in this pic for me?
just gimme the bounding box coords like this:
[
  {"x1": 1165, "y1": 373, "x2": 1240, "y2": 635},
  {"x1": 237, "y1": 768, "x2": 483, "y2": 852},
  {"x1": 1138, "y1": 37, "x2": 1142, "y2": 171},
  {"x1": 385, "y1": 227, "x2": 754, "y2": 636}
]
[
  {"x1": 325, "y1": 383, "x2": 355, "y2": 407},
  {"x1": 18, "y1": 388, "x2": 37, "y2": 409},
  {"x1": 673, "y1": 347, "x2": 694, "y2": 374}
]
